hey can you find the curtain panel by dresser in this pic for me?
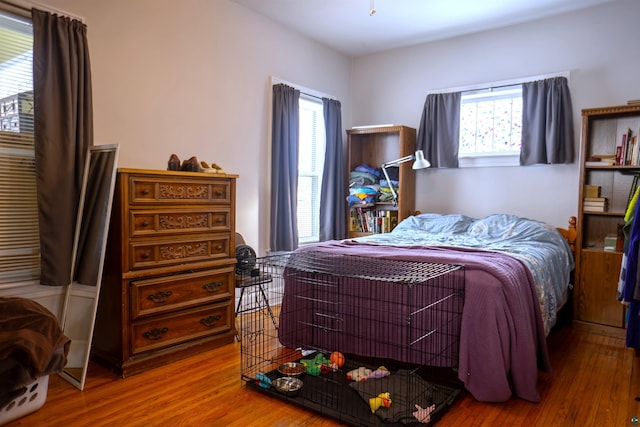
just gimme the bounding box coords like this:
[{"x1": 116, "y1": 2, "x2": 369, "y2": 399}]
[
  {"x1": 33, "y1": 9, "x2": 93, "y2": 286},
  {"x1": 416, "y1": 76, "x2": 574, "y2": 167}
]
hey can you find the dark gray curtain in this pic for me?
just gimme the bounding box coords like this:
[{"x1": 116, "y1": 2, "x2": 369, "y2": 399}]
[
  {"x1": 319, "y1": 98, "x2": 346, "y2": 241},
  {"x1": 520, "y1": 76, "x2": 574, "y2": 165},
  {"x1": 33, "y1": 9, "x2": 93, "y2": 286},
  {"x1": 270, "y1": 84, "x2": 299, "y2": 252},
  {"x1": 416, "y1": 92, "x2": 461, "y2": 168}
]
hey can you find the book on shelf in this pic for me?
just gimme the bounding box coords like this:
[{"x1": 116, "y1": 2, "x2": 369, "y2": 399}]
[
  {"x1": 583, "y1": 185, "x2": 601, "y2": 198},
  {"x1": 586, "y1": 159, "x2": 616, "y2": 166},
  {"x1": 583, "y1": 205, "x2": 607, "y2": 212},
  {"x1": 604, "y1": 234, "x2": 617, "y2": 251},
  {"x1": 616, "y1": 128, "x2": 640, "y2": 165},
  {"x1": 583, "y1": 195, "x2": 608, "y2": 212},
  {"x1": 351, "y1": 207, "x2": 398, "y2": 234}
]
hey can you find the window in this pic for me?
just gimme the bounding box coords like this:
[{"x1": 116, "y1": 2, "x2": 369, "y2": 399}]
[
  {"x1": 0, "y1": 10, "x2": 38, "y2": 286},
  {"x1": 297, "y1": 96, "x2": 325, "y2": 245},
  {"x1": 459, "y1": 85, "x2": 522, "y2": 167}
]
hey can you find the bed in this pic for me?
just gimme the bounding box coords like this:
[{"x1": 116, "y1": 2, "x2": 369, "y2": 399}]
[{"x1": 277, "y1": 213, "x2": 575, "y2": 403}]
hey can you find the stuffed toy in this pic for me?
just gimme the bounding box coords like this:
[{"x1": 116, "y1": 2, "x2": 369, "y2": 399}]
[
  {"x1": 369, "y1": 392, "x2": 392, "y2": 413},
  {"x1": 413, "y1": 404, "x2": 436, "y2": 423},
  {"x1": 300, "y1": 353, "x2": 330, "y2": 376},
  {"x1": 254, "y1": 373, "x2": 271, "y2": 389},
  {"x1": 346, "y1": 366, "x2": 372, "y2": 381},
  {"x1": 367, "y1": 366, "x2": 389, "y2": 379}
]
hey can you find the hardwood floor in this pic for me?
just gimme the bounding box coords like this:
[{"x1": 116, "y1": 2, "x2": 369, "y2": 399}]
[{"x1": 4, "y1": 321, "x2": 640, "y2": 427}]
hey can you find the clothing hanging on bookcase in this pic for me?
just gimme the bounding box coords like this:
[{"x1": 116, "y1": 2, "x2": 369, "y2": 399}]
[{"x1": 618, "y1": 185, "x2": 640, "y2": 349}]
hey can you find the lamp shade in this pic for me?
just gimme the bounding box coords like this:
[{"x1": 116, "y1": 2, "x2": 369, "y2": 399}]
[{"x1": 412, "y1": 150, "x2": 430, "y2": 169}]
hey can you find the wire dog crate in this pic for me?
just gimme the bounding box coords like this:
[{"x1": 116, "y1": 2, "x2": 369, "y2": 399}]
[{"x1": 237, "y1": 250, "x2": 465, "y2": 426}]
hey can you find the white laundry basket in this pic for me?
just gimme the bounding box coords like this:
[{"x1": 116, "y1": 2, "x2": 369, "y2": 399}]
[{"x1": 0, "y1": 375, "x2": 49, "y2": 425}]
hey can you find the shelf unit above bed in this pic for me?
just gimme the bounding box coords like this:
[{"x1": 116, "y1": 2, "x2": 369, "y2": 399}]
[
  {"x1": 346, "y1": 125, "x2": 417, "y2": 238},
  {"x1": 575, "y1": 104, "x2": 640, "y2": 329}
]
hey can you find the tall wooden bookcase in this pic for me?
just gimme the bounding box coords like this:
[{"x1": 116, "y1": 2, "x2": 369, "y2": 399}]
[
  {"x1": 346, "y1": 125, "x2": 417, "y2": 238},
  {"x1": 575, "y1": 104, "x2": 640, "y2": 330}
]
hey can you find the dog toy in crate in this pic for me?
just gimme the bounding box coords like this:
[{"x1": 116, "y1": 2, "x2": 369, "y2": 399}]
[
  {"x1": 300, "y1": 353, "x2": 330, "y2": 376},
  {"x1": 413, "y1": 403, "x2": 436, "y2": 423},
  {"x1": 329, "y1": 351, "x2": 345, "y2": 371},
  {"x1": 367, "y1": 366, "x2": 389, "y2": 379},
  {"x1": 254, "y1": 373, "x2": 271, "y2": 389},
  {"x1": 346, "y1": 366, "x2": 372, "y2": 381},
  {"x1": 369, "y1": 392, "x2": 392, "y2": 413}
]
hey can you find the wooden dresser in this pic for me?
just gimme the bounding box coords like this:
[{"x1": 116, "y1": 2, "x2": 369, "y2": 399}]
[{"x1": 92, "y1": 168, "x2": 238, "y2": 377}]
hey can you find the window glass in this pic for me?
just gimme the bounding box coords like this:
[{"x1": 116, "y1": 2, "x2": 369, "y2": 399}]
[
  {"x1": 297, "y1": 96, "x2": 325, "y2": 244},
  {"x1": 0, "y1": 10, "x2": 38, "y2": 286},
  {"x1": 459, "y1": 86, "x2": 522, "y2": 166}
]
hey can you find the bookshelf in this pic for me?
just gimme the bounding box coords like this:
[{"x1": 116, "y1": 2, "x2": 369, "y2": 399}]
[
  {"x1": 575, "y1": 104, "x2": 640, "y2": 329},
  {"x1": 346, "y1": 125, "x2": 416, "y2": 238}
]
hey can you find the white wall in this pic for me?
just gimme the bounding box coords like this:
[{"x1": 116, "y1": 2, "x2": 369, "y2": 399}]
[
  {"x1": 350, "y1": 0, "x2": 640, "y2": 228},
  {"x1": 37, "y1": 0, "x2": 353, "y2": 255},
  {"x1": 23, "y1": 0, "x2": 640, "y2": 248}
]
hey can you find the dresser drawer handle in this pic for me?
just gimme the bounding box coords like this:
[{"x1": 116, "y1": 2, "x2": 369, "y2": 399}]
[
  {"x1": 143, "y1": 327, "x2": 168, "y2": 341},
  {"x1": 147, "y1": 290, "x2": 172, "y2": 303},
  {"x1": 215, "y1": 217, "x2": 224, "y2": 223},
  {"x1": 215, "y1": 190, "x2": 223, "y2": 197},
  {"x1": 200, "y1": 315, "x2": 221, "y2": 328},
  {"x1": 141, "y1": 220, "x2": 149, "y2": 227},
  {"x1": 142, "y1": 189, "x2": 150, "y2": 195},
  {"x1": 202, "y1": 282, "x2": 223, "y2": 293},
  {"x1": 215, "y1": 245, "x2": 223, "y2": 251},
  {"x1": 141, "y1": 252, "x2": 150, "y2": 259}
]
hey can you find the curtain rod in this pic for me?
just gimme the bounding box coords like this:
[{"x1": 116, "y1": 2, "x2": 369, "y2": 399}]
[
  {"x1": 430, "y1": 70, "x2": 571, "y2": 95},
  {"x1": 271, "y1": 76, "x2": 337, "y2": 101},
  {"x1": 0, "y1": 0, "x2": 85, "y2": 22}
]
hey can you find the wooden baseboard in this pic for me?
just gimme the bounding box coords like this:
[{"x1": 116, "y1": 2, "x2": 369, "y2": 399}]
[
  {"x1": 91, "y1": 330, "x2": 236, "y2": 378},
  {"x1": 570, "y1": 319, "x2": 626, "y2": 339}
]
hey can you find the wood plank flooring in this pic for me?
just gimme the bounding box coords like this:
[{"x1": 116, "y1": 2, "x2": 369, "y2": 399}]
[{"x1": 3, "y1": 321, "x2": 640, "y2": 427}]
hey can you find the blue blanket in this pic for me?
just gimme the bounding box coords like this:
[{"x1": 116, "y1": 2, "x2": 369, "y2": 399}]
[{"x1": 355, "y1": 213, "x2": 575, "y2": 335}]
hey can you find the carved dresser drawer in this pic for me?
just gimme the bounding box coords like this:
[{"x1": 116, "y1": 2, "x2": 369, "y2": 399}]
[
  {"x1": 93, "y1": 169, "x2": 238, "y2": 377},
  {"x1": 129, "y1": 208, "x2": 231, "y2": 237},
  {"x1": 130, "y1": 267, "x2": 234, "y2": 319},
  {"x1": 128, "y1": 234, "x2": 231, "y2": 270},
  {"x1": 131, "y1": 302, "x2": 232, "y2": 355},
  {"x1": 128, "y1": 176, "x2": 232, "y2": 204}
]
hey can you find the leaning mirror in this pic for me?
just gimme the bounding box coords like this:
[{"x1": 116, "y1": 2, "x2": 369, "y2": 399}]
[{"x1": 58, "y1": 144, "x2": 119, "y2": 390}]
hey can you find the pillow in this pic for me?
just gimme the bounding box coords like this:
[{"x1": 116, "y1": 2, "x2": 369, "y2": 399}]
[
  {"x1": 467, "y1": 213, "x2": 543, "y2": 240},
  {"x1": 394, "y1": 213, "x2": 474, "y2": 234}
]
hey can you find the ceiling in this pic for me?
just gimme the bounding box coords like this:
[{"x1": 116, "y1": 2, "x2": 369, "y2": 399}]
[{"x1": 230, "y1": 0, "x2": 616, "y2": 57}]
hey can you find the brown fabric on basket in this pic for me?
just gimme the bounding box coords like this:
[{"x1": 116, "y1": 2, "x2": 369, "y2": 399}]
[{"x1": 0, "y1": 297, "x2": 70, "y2": 378}]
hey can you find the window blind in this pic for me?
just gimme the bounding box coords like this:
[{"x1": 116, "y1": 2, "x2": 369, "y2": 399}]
[
  {"x1": 298, "y1": 96, "x2": 325, "y2": 244},
  {"x1": 0, "y1": 10, "x2": 38, "y2": 285}
]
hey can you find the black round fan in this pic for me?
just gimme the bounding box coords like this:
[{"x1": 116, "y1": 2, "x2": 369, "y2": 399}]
[{"x1": 235, "y1": 244, "x2": 256, "y2": 275}]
